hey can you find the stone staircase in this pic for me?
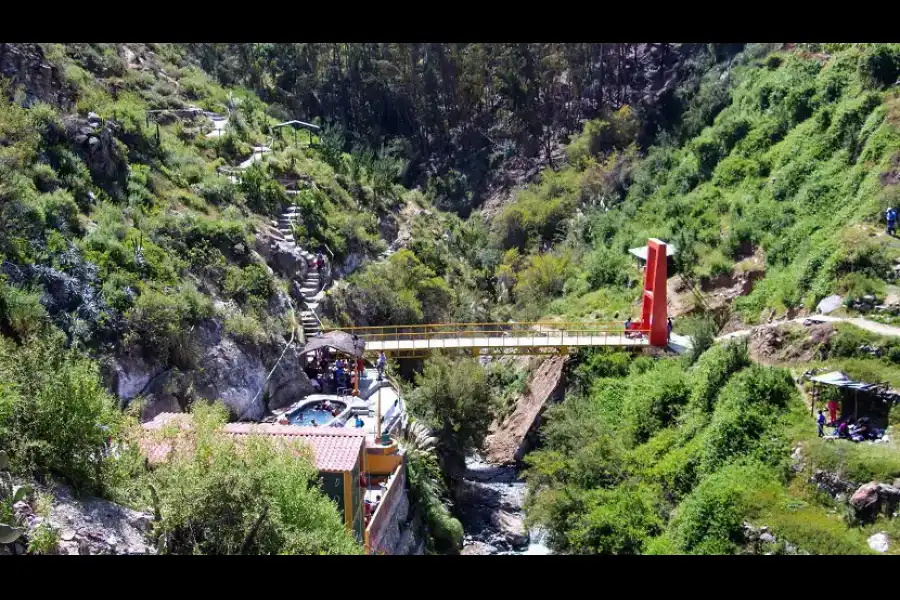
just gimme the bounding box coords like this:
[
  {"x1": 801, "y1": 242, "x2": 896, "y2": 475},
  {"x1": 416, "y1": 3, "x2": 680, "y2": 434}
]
[{"x1": 275, "y1": 206, "x2": 325, "y2": 339}]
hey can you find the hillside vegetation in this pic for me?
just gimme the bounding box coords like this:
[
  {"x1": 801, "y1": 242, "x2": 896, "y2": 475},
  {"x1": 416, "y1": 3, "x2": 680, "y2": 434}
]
[{"x1": 2, "y1": 42, "x2": 900, "y2": 555}]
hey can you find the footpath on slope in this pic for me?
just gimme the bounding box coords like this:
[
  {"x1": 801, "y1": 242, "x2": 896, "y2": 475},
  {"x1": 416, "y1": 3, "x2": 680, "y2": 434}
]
[{"x1": 718, "y1": 315, "x2": 900, "y2": 343}]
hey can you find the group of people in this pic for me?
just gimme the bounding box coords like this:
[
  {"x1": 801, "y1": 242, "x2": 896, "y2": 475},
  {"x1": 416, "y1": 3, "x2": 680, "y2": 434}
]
[
  {"x1": 815, "y1": 391, "x2": 885, "y2": 442},
  {"x1": 306, "y1": 348, "x2": 370, "y2": 396},
  {"x1": 818, "y1": 411, "x2": 878, "y2": 442},
  {"x1": 624, "y1": 317, "x2": 674, "y2": 341}
]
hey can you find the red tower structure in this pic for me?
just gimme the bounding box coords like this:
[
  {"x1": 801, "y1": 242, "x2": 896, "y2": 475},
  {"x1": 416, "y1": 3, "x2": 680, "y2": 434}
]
[{"x1": 639, "y1": 238, "x2": 669, "y2": 346}]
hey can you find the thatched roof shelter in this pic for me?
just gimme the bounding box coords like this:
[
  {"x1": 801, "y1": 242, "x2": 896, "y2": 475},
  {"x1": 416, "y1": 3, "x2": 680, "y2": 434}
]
[{"x1": 302, "y1": 330, "x2": 365, "y2": 358}]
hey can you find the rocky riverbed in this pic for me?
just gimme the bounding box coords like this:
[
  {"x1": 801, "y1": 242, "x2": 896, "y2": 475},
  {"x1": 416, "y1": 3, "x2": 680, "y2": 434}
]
[{"x1": 456, "y1": 456, "x2": 550, "y2": 555}]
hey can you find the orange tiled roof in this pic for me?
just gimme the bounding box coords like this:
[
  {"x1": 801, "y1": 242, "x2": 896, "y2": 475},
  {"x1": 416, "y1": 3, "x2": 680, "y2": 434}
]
[{"x1": 141, "y1": 414, "x2": 365, "y2": 473}]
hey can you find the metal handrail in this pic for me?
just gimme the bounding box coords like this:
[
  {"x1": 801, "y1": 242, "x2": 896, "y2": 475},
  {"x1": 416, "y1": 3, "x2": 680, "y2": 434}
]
[{"x1": 321, "y1": 320, "x2": 630, "y2": 333}]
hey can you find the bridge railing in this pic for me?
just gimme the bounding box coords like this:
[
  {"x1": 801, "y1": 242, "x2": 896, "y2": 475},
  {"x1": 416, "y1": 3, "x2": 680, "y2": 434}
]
[{"x1": 321, "y1": 321, "x2": 651, "y2": 345}]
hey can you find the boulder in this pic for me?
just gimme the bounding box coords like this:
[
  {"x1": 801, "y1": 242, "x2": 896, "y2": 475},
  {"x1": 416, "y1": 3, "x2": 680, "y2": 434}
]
[
  {"x1": 808, "y1": 469, "x2": 859, "y2": 501},
  {"x1": 850, "y1": 482, "x2": 900, "y2": 523},
  {"x1": 64, "y1": 115, "x2": 128, "y2": 200},
  {"x1": 193, "y1": 335, "x2": 267, "y2": 421},
  {"x1": 867, "y1": 532, "x2": 890, "y2": 553},
  {"x1": 816, "y1": 294, "x2": 842, "y2": 315},
  {"x1": 265, "y1": 345, "x2": 315, "y2": 411},
  {"x1": 490, "y1": 510, "x2": 529, "y2": 549},
  {"x1": 111, "y1": 353, "x2": 164, "y2": 401},
  {"x1": 461, "y1": 541, "x2": 497, "y2": 555},
  {"x1": 253, "y1": 227, "x2": 308, "y2": 281}
]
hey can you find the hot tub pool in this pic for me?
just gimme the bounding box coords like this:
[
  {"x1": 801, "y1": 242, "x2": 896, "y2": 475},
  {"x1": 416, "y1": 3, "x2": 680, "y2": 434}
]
[{"x1": 288, "y1": 400, "x2": 346, "y2": 426}]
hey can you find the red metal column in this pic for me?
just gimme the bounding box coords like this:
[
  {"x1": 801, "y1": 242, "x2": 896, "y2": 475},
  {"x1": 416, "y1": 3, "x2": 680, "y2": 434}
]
[{"x1": 639, "y1": 238, "x2": 668, "y2": 346}]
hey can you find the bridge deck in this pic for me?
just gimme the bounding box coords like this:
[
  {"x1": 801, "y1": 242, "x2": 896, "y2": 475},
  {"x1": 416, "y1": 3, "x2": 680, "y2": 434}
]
[
  {"x1": 364, "y1": 333, "x2": 649, "y2": 353},
  {"x1": 321, "y1": 322, "x2": 655, "y2": 356}
]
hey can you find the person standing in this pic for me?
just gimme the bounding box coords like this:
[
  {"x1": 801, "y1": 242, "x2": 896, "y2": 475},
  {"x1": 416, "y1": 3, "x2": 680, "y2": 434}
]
[
  {"x1": 827, "y1": 396, "x2": 839, "y2": 425},
  {"x1": 376, "y1": 351, "x2": 386, "y2": 381},
  {"x1": 316, "y1": 250, "x2": 325, "y2": 273},
  {"x1": 816, "y1": 410, "x2": 826, "y2": 438},
  {"x1": 886, "y1": 207, "x2": 897, "y2": 236}
]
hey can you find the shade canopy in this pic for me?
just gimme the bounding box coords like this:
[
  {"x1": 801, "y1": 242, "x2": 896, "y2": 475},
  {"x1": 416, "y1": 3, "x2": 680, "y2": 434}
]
[
  {"x1": 628, "y1": 243, "x2": 677, "y2": 261},
  {"x1": 809, "y1": 371, "x2": 877, "y2": 391},
  {"x1": 273, "y1": 120, "x2": 321, "y2": 132},
  {"x1": 303, "y1": 330, "x2": 365, "y2": 358}
]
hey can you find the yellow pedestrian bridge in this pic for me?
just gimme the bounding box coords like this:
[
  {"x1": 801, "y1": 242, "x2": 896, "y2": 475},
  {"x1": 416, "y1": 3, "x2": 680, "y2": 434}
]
[
  {"x1": 321, "y1": 239, "x2": 673, "y2": 358},
  {"x1": 321, "y1": 321, "x2": 654, "y2": 358}
]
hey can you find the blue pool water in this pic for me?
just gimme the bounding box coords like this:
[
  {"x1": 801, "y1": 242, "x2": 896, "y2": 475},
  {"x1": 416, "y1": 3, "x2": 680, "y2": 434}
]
[{"x1": 289, "y1": 401, "x2": 346, "y2": 426}]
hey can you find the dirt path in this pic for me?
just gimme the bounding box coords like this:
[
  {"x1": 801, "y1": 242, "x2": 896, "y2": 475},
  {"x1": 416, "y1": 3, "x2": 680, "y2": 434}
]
[{"x1": 718, "y1": 315, "x2": 900, "y2": 343}]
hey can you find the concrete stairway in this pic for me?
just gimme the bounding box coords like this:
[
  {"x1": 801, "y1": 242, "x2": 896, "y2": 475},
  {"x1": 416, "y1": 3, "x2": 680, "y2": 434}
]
[{"x1": 275, "y1": 206, "x2": 324, "y2": 339}]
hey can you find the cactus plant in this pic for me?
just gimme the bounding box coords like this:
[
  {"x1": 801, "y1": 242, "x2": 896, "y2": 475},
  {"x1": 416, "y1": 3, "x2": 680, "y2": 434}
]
[
  {"x1": 0, "y1": 523, "x2": 24, "y2": 544},
  {"x1": 0, "y1": 450, "x2": 29, "y2": 545}
]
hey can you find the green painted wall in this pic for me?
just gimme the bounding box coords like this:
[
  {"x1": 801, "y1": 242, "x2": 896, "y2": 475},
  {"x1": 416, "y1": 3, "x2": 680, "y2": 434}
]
[{"x1": 320, "y1": 472, "x2": 345, "y2": 521}]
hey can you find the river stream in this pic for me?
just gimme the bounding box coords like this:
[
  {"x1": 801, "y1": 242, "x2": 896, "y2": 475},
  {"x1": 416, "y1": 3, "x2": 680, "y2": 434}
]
[{"x1": 456, "y1": 456, "x2": 550, "y2": 555}]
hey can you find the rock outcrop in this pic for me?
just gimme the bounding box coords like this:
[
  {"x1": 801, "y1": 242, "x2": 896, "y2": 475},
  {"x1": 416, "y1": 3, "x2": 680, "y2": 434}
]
[
  {"x1": 482, "y1": 355, "x2": 568, "y2": 465},
  {"x1": 2, "y1": 479, "x2": 154, "y2": 555},
  {"x1": 115, "y1": 319, "x2": 313, "y2": 423},
  {"x1": 808, "y1": 469, "x2": 859, "y2": 502},
  {"x1": 490, "y1": 510, "x2": 529, "y2": 549},
  {"x1": 65, "y1": 112, "x2": 129, "y2": 201},
  {"x1": 254, "y1": 226, "x2": 309, "y2": 282},
  {"x1": 849, "y1": 482, "x2": 900, "y2": 523},
  {"x1": 0, "y1": 43, "x2": 73, "y2": 108}
]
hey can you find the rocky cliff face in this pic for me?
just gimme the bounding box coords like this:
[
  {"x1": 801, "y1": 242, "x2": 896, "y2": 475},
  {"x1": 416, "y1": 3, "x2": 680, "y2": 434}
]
[
  {"x1": 1, "y1": 477, "x2": 155, "y2": 556},
  {"x1": 0, "y1": 43, "x2": 73, "y2": 108},
  {"x1": 109, "y1": 316, "x2": 314, "y2": 423}
]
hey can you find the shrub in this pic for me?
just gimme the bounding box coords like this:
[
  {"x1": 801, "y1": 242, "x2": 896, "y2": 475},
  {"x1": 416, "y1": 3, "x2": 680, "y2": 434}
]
[
  {"x1": 406, "y1": 354, "x2": 495, "y2": 468},
  {"x1": 621, "y1": 361, "x2": 691, "y2": 445},
  {"x1": 688, "y1": 341, "x2": 751, "y2": 413},
  {"x1": 0, "y1": 335, "x2": 130, "y2": 494},
  {"x1": 144, "y1": 403, "x2": 361, "y2": 555},
  {"x1": 566, "y1": 482, "x2": 664, "y2": 554},
  {"x1": 698, "y1": 365, "x2": 796, "y2": 475},
  {"x1": 403, "y1": 444, "x2": 464, "y2": 554},
  {"x1": 668, "y1": 461, "x2": 776, "y2": 554},
  {"x1": 0, "y1": 283, "x2": 47, "y2": 341},
  {"x1": 38, "y1": 189, "x2": 81, "y2": 234},
  {"x1": 583, "y1": 246, "x2": 634, "y2": 289},
  {"x1": 682, "y1": 316, "x2": 719, "y2": 365},
  {"x1": 224, "y1": 312, "x2": 267, "y2": 346},
  {"x1": 514, "y1": 251, "x2": 573, "y2": 310},
  {"x1": 124, "y1": 284, "x2": 212, "y2": 367},
  {"x1": 27, "y1": 521, "x2": 59, "y2": 555},
  {"x1": 858, "y1": 44, "x2": 900, "y2": 89},
  {"x1": 223, "y1": 263, "x2": 275, "y2": 310}
]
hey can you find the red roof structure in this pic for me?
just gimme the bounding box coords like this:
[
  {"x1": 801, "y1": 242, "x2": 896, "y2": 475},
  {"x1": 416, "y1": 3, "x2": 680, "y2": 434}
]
[
  {"x1": 224, "y1": 423, "x2": 365, "y2": 473},
  {"x1": 141, "y1": 413, "x2": 366, "y2": 473}
]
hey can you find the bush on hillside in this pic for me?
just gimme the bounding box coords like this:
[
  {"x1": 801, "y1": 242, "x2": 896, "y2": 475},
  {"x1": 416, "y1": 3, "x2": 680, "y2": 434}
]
[
  {"x1": 405, "y1": 353, "x2": 496, "y2": 468},
  {"x1": 566, "y1": 482, "x2": 664, "y2": 554},
  {"x1": 124, "y1": 284, "x2": 213, "y2": 368},
  {"x1": 621, "y1": 361, "x2": 691, "y2": 445},
  {"x1": 688, "y1": 341, "x2": 751, "y2": 414},
  {"x1": 0, "y1": 334, "x2": 133, "y2": 494},
  {"x1": 144, "y1": 403, "x2": 361, "y2": 555},
  {"x1": 667, "y1": 461, "x2": 776, "y2": 555}
]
